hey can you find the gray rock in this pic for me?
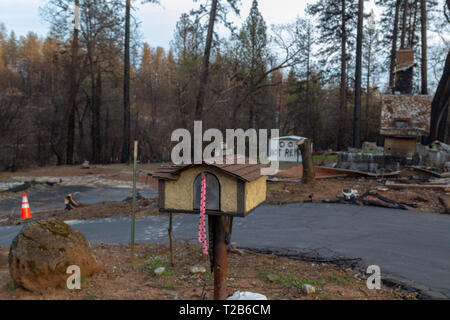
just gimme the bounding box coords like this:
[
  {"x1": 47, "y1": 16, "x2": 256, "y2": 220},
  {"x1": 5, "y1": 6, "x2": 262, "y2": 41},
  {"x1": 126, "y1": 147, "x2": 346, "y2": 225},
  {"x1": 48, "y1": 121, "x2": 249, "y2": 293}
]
[
  {"x1": 267, "y1": 274, "x2": 279, "y2": 282},
  {"x1": 80, "y1": 161, "x2": 90, "y2": 169},
  {"x1": 154, "y1": 267, "x2": 165, "y2": 275},
  {"x1": 189, "y1": 264, "x2": 206, "y2": 274},
  {"x1": 227, "y1": 291, "x2": 267, "y2": 300},
  {"x1": 301, "y1": 284, "x2": 316, "y2": 295},
  {"x1": 9, "y1": 219, "x2": 101, "y2": 291}
]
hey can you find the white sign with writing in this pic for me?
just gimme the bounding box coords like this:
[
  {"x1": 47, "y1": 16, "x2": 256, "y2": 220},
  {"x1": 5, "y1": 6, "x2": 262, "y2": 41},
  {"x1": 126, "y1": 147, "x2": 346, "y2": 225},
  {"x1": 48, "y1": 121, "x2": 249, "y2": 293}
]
[{"x1": 268, "y1": 136, "x2": 307, "y2": 162}]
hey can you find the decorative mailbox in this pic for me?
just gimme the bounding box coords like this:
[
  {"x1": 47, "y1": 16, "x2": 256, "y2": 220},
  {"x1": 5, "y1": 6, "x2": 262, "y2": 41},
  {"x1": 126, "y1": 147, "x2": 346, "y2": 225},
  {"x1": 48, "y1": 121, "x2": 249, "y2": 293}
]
[
  {"x1": 152, "y1": 155, "x2": 267, "y2": 217},
  {"x1": 152, "y1": 155, "x2": 267, "y2": 299}
]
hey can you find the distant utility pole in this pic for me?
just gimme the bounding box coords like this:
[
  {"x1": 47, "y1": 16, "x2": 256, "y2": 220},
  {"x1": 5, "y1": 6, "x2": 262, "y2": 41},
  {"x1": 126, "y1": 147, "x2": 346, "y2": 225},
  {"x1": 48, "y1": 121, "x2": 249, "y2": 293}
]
[{"x1": 353, "y1": 0, "x2": 364, "y2": 148}]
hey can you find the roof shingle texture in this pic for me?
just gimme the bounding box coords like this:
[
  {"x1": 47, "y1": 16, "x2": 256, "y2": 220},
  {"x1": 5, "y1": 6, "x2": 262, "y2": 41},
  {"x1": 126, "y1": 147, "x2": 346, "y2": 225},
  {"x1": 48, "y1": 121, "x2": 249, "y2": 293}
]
[{"x1": 151, "y1": 155, "x2": 265, "y2": 182}]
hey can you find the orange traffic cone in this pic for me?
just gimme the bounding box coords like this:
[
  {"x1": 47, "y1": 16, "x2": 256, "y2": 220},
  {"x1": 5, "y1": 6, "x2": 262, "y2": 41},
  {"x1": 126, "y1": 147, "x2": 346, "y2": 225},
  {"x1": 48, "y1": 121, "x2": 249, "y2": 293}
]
[{"x1": 21, "y1": 192, "x2": 32, "y2": 219}]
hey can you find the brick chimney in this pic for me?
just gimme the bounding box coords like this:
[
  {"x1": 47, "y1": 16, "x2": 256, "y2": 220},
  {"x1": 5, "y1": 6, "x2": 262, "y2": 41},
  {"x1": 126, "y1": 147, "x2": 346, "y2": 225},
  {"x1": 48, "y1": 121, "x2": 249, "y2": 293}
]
[{"x1": 393, "y1": 49, "x2": 416, "y2": 94}]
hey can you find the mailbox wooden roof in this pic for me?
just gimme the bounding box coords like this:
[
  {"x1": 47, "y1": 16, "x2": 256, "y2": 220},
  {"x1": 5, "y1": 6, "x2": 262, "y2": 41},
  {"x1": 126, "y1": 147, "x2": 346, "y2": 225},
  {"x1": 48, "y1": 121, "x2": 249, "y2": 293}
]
[{"x1": 151, "y1": 155, "x2": 265, "y2": 182}]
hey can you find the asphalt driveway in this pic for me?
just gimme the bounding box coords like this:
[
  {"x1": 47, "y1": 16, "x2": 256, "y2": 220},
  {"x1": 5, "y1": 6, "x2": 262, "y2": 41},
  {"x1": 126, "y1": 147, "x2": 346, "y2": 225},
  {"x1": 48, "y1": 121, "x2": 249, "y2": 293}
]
[{"x1": 1, "y1": 202, "x2": 449, "y2": 298}]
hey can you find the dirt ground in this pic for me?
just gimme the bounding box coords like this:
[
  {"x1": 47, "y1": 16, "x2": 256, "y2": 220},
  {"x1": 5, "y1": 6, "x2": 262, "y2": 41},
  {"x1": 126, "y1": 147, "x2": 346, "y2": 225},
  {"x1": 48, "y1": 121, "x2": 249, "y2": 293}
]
[
  {"x1": 0, "y1": 242, "x2": 417, "y2": 300},
  {"x1": 0, "y1": 163, "x2": 160, "y2": 189},
  {"x1": 0, "y1": 198, "x2": 162, "y2": 226},
  {"x1": 0, "y1": 164, "x2": 435, "y2": 300}
]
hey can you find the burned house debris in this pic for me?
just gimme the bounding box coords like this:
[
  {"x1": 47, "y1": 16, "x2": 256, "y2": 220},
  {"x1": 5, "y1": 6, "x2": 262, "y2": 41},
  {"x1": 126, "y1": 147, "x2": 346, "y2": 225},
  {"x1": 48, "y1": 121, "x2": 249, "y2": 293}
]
[
  {"x1": 337, "y1": 50, "x2": 449, "y2": 173},
  {"x1": 381, "y1": 49, "x2": 430, "y2": 161},
  {"x1": 380, "y1": 94, "x2": 431, "y2": 158}
]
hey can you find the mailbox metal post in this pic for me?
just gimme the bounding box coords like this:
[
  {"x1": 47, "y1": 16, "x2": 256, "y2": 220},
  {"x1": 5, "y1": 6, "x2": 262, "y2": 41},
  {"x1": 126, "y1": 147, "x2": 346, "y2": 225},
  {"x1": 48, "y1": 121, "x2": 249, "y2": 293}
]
[
  {"x1": 211, "y1": 215, "x2": 228, "y2": 300},
  {"x1": 130, "y1": 140, "x2": 138, "y2": 264}
]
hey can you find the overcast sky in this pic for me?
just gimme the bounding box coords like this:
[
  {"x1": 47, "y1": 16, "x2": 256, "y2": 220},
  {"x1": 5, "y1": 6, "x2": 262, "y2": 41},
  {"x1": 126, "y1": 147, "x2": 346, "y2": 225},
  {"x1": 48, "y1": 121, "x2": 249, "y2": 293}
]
[{"x1": 0, "y1": 0, "x2": 321, "y2": 48}]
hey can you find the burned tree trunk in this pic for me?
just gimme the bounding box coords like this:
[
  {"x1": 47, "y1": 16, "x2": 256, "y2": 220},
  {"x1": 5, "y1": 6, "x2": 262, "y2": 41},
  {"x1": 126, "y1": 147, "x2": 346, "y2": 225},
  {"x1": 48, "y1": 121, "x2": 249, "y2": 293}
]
[
  {"x1": 389, "y1": 0, "x2": 402, "y2": 90},
  {"x1": 428, "y1": 0, "x2": 450, "y2": 142},
  {"x1": 194, "y1": 0, "x2": 218, "y2": 121},
  {"x1": 66, "y1": 0, "x2": 80, "y2": 165},
  {"x1": 66, "y1": 108, "x2": 75, "y2": 165},
  {"x1": 91, "y1": 70, "x2": 102, "y2": 164},
  {"x1": 121, "y1": 0, "x2": 131, "y2": 164},
  {"x1": 338, "y1": 0, "x2": 347, "y2": 151},
  {"x1": 365, "y1": 32, "x2": 372, "y2": 141},
  {"x1": 299, "y1": 139, "x2": 315, "y2": 184},
  {"x1": 429, "y1": 49, "x2": 450, "y2": 142},
  {"x1": 353, "y1": 0, "x2": 364, "y2": 148},
  {"x1": 420, "y1": 0, "x2": 428, "y2": 95}
]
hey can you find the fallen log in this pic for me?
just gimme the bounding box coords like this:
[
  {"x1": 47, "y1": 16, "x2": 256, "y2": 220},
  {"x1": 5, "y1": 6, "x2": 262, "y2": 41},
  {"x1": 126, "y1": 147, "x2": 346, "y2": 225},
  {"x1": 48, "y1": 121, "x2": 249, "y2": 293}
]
[
  {"x1": 375, "y1": 195, "x2": 408, "y2": 210},
  {"x1": 361, "y1": 199, "x2": 396, "y2": 209},
  {"x1": 324, "y1": 191, "x2": 410, "y2": 210},
  {"x1": 0, "y1": 180, "x2": 58, "y2": 193},
  {"x1": 405, "y1": 166, "x2": 443, "y2": 178},
  {"x1": 385, "y1": 181, "x2": 449, "y2": 188},
  {"x1": 0, "y1": 182, "x2": 31, "y2": 193},
  {"x1": 315, "y1": 166, "x2": 401, "y2": 178}
]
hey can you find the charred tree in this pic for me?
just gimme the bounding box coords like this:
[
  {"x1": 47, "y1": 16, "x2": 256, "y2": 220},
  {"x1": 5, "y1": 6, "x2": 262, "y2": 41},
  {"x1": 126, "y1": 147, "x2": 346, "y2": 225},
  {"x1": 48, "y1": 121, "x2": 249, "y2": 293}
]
[
  {"x1": 388, "y1": 0, "x2": 402, "y2": 91},
  {"x1": 66, "y1": 0, "x2": 80, "y2": 165},
  {"x1": 194, "y1": 0, "x2": 218, "y2": 121},
  {"x1": 353, "y1": 0, "x2": 364, "y2": 148},
  {"x1": 121, "y1": 0, "x2": 131, "y2": 163},
  {"x1": 420, "y1": 0, "x2": 428, "y2": 94},
  {"x1": 428, "y1": 1, "x2": 449, "y2": 143},
  {"x1": 66, "y1": 110, "x2": 75, "y2": 164},
  {"x1": 338, "y1": 0, "x2": 347, "y2": 151},
  {"x1": 308, "y1": 0, "x2": 357, "y2": 150},
  {"x1": 91, "y1": 70, "x2": 102, "y2": 164},
  {"x1": 299, "y1": 139, "x2": 315, "y2": 184},
  {"x1": 429, "y1": 48, "x2": 450, "y2": 142}
]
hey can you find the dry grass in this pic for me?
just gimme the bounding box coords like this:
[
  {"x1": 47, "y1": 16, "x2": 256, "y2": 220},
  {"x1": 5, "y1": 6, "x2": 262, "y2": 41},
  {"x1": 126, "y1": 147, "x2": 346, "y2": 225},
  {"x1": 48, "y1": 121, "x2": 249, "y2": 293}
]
[{"x1": 0, "y1": 243, "x2": 417, "y2": 300}]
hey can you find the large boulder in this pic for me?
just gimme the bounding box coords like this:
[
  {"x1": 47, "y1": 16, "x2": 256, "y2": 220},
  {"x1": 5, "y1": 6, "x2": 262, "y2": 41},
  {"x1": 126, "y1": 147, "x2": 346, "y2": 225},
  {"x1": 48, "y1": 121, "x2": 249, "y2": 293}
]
[{"x1": 9, "y1": 219, "x2": 101, "y2": 291}]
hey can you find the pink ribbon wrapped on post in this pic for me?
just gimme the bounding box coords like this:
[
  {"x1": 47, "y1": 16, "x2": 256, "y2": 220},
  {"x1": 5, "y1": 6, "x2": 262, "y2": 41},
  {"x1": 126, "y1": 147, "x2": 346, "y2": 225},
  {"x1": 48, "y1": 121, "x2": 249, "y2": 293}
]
[{"x1": 198, "y1": 174, "x2": 208, "y2": 255}]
